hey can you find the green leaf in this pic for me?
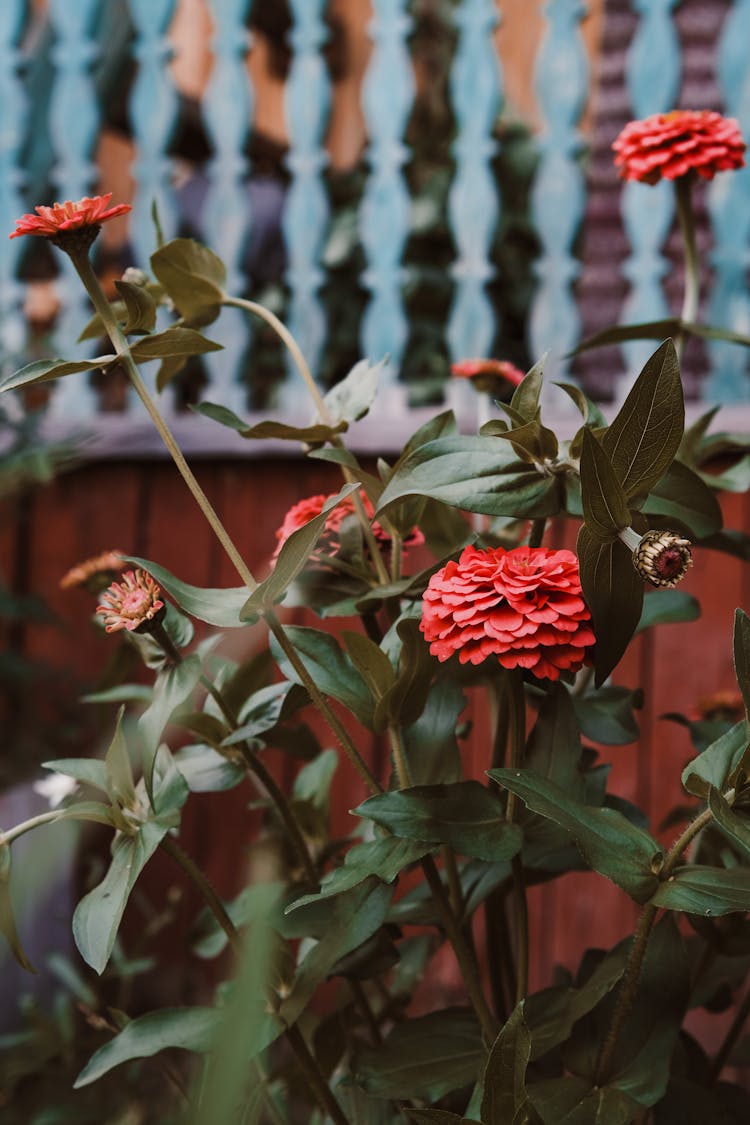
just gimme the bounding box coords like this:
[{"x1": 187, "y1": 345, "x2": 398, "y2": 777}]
[
  {"x1": 402, "y1": 678, "x2": 466, "y2": 785},
  {"x1": 129, "y1": 326, "x2": 222, "y2": 362},
  {"x1": 602, "y1": 339, "x2": 684, "y2": 500},
  {"x1": 42, "y1": 757, "x2": 109, "y2": 793},
  {"x1": 734, "y1": 609, "x2": 750, "y2": 722},
  {"x1": 573, "y1": 685, "x2": 640, "y2": 746},
  {"x1": 0, "y1": 356, "x2": 115, "y2": 393},
  {"x1": 652, "y1": 865, "x2": 750, "y2": 915},
  {"x1": 571, "y1": 319, "x2": 681, "y2": 355},
  {"x1": 576, "y1": 526, "x2": 644, "y2": 686},
  {"x1": 150, "y1": 237, "x2": 226, "y2": 324},
  {"x1": 376, "y1": 436, "x2": 560, "y2": 520},
  {"x1": 292, "y1": 749, "x2": 338, "y2": 810},
  {"x1": 528, "y1": 1079, "x2": 638, "y2": 1124},
  {"x1": 191, "y1": 401, "x2": 348, "y2": 444},
  {"x1": 104, "y1": 707, "x2": 137, "y2": 810},
  {"x1": 488, "y1": 769, "x2": 661, "y2": 902},
  {"x1": 72, "y1": 820, "x2": 167, "y2": 973},
  {"x1": 526, "y1": 682, "x2": 584, "y2": 793},
  {"x1": 681, "y1": 720, "x2": 749, "y2": 799},
  {"x1": 509, "y1": 355, "x2": 545, "y2": 421},
  {"x1": 269, "y1": 624, "x2": 374, "y2": 729},
  {"x1": 74, "y1": 1007, "x2": 221, "y2": 1087},
  {"x1": 343, "y1": 631, "x2": 397, "y2": 732},
  {"x1": 680, "y1": 320, "x2": 750, "y2": 349},
  {"x1": 0, "y1": 843, "x2": 34, "y2": 971},
  {"x1": 579, "y1": 428, "x2": 631, "y2": 540},
  {"x1": 288, "y1": 838, "x2": 431, "y2": 910},
  {"x1": 241, "y1": 483, "x2": 362, "y2": 620},
  {"x1": 554, "y1": 382, "x2": 607, "y2": 429},
  {"x1": 406, "y1": 1112, "x2": 480, "y2": 1125},
  {"x1": 636, "y1": 589, "x2": 700, "y2": 633},
  {"x1": 377, "y1": 615, "x2": 436, "y2": 732},
  {"x1": 485, "y1": 416, "x2": 559, "y2": 467},
  {"x1": 323, "y1": 357, "x2": 386, "y2": 425},
  {"x1": 642, "y1": 460, "x2": 723, "y2": 538},
  {"x1": 121, "y1": 556, "x2": 249, "y2": 627},
  {"x1": 355, "y1": 782, "x2": 523, "y2": 862},
  {"x1": 352, "y1": 1008, "x2": 483, "y2": 1101},
  {"x1": 708, "y1": 789, "x2": 750, "y2": 860},
  {"x1": 155, "y1": 353, "x2": 188, "y2": 392},
  {"x1": 174, "y1": 744, "x2": 244, "y2": 793},
  {"x1": 138, "y1": 655, "x2": 202, "y2": 796},
  {"x1": 114, "y1": 279, "x2": 157, "y2": 334},
  {"x1": 481, "y1": 1003, "x2": 532, "y2": 1125},
  {"x1": 223, "y1": 681, "x2": 306, "y2": 745}
]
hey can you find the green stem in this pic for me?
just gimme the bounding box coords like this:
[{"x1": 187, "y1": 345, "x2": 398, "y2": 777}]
[
  {"x1": 485, "y1": 674, "x2": 512, "y2": 1019},
  {"x1": 242, "y1": 742, "x2": 318, "y2": 888},
  {"x1": 505, "y1": 669, "x2": 528, "y2": 1004},
  {"x1": 0, "y1": 809, "x2": 64, "y2": 847},
  {"x1": 441, "y1": 844, "x2": 464, "y2": 918},
  {"x1": 675, "y1": 174, "x2": 700, "y2": 363},
  {"x1": 284, "y1": 1023, "x2": 351, "y2": 1125},
  {"x1": 160, "y1": 833, "x2": 242, "y2": 956},
  {"x1": 709, "y1": 985, "x2": 750, "y2": 1083},
  {"x1": 528, "y1": 518, "x2": 547, "y2": 549},
  {"x1": 594, "y1": 804, "x2": 715, "y2": 1084},
  {"x1": 421, "y1": 855, "x2": 499, "y2": 1044},
  {"x1": 389, "y1": 724, "x2": 413, "y2": 789}
]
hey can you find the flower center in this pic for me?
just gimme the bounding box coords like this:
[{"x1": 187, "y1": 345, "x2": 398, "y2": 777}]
[
  {"x1": 120, "y1": 589, "x2": 154, "y2": 619},
  {"x1": 654, "y1": 548, "x2": 684, "y2": 579}
]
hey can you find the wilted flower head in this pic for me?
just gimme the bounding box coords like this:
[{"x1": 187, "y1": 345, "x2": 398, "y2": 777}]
[
  {"x1": 9, "y1": 193, "x2": 131, "y2": 252},
  {"x1": 694, "y1": 690, "x2": 745, "y2": 724},
  {"x1": 96, "y1": 569, "x2": 165, "y2": 633},
  {"x1": 420, "y1": 545, "x2": 595, "y2": 680},
  {"x1": 60, "y1": 549, "x2": 125, "y2": 593},
  {"x1": 631, "y1": 530, "x2": 693, "y2": 588},
  {"x1": 613, "y1": 110, "x2": 746, "y2": 184},
  {"x1": 272, "y1": 491, "x2": 423, "y2": 565},
  {"x1": 451, "y1": 358, "x2": 526, "y2": 397}
]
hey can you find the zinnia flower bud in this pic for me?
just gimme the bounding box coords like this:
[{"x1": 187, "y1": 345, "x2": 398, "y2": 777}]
[
  {"x1": 420, "y1": 545, "x2": 595, "y2": 681},
  {"x1": 613, "y1": 110, "x2": 746, "y2": 184},
  {"x1": 620, "y1": 528, "x2": 693, "y2": 588},
  {"x1": 60, "y1": 549, "x2": 125, "y2": 594},
  {"x1": 96, "y1": 569, "x2": 166, "y2": 634},
  {"x1": 9, "y1": 193, "x2": 132, "y2": 253}
]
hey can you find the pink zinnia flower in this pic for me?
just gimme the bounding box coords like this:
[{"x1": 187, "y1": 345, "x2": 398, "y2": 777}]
[
  {"x1": 60, "y1": 549, "x2": 125, "y2": 593},
  {"x1": 9, "y1": 193, "x2": 131, "y2": 243},
  {"x1": 451, "y1": 358, "x2": 526, "y2": 397},
  {"x1": 420, "y1": 545, "x2": 595, "y2": 681},
  {"x1": 272, "y1": 491, "x2": 423, "y2": 564},
  {"x1": 96, "y1": 569, "x2": 165, "y2": 634},
  {"x1": 613, "y1": 110, "x2": 746, "y2": 184}
]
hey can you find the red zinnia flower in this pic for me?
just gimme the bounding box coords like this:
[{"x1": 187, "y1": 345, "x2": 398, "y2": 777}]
[
  {"x1": 96, "y1": 569, "x2": 165, "y2": 634},
  {"x1": 451, "y1": 358, "x2": 526, "y2": 397},
  {"x1": 272, "y1": 491, "x2": 423, "y2": 564},
  {"x1": 420, "y1": 545, "x2": 595, "y2": 680},
  {"x1": 613, "y1": 110, "x2": 746, "y2": 184},
  {"x1": 9, "y1": 193, "x2": 131, "y2": 241}
]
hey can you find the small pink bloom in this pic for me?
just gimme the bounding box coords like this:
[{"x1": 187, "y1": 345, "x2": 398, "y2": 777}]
[
  {"x1": 613, "y1": 110, "x2": 746, "y2": 184},
  {"x1": 451, "y1": 358, "x2": 526, "y2": 394},
  {"x1": 420, "y1": 545, "x2": 595, "y2": 681},
  {"x1": 60, "y1": 549, "x2": 125, "y2": 592},
  {"x1": 272, "y1": 491, "x2": 423, "y2": 565},
  {"x1": 96, "y1": 569, "x2": 165, "y2": 634},
  {"x1": 9, "y1": 193, "x2": 131, "y2": 240}
]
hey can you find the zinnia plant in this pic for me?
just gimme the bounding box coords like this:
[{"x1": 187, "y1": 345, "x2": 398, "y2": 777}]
[{"x1": 2, "y1": 140, "x2": 750, "y2": 1124}]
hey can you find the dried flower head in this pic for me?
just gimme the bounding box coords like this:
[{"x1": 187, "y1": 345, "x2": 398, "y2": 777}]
[
  {"x1": 420, "y1": 545, "x2": 595, "y2": 680},
  {"x1": 96, "y1": 569, "x2": 165, "y2": 634},
  {"x1": 451, "y1": 358, "x2": 526, "y2": 397},
  {"x1": 272, "y1": 491, "x2": 423, "y2": 565},
  {"x1": 694, "y1": 690, "x2": 745, "y2": 724},
  {"x1": 632, "y1": 530, "x2": 693, "y2": 588},
  {"x1": 9, "y1": 193, "x2": 131, "y2": 253},
  {"x1": 613, "y1": 110, "x2": 746, "y2": 184},
  {"x1": 60, "y1": 549, "x2": 125, "y2": 593}
]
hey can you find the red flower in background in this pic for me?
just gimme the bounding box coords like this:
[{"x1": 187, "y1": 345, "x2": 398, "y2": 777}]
[
  {"x1": 451, "y1": 358, "x2": 526, "y2": 397},
  {"x1": 9, "y1": 193, "x2": 131, "y2": 241},
  {"x1": 272, "y1": 491, "x2": 423, "y2": 564},
  {"x1": 420, "y1": 545, "x2": 594, "y2": 681},
  {"x1": 613, "y1": 110, "x2": 746, "y2": 184}
]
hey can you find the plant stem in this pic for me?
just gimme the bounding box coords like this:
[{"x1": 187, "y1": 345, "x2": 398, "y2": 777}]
[
  {"x1": 70, "y1": 251, "x2": 258, "y2": 593},
  {"x1": 674, "y1": 174, "x2": 700, "y2": 363},
  {"x1": 263, "y1": 611, "x2": 382, "y2": 795},
  {"x1": 594, "y1": 804, "x2": 715, "y2": 1083},
  {"x1": 421, "y1": 855, "x2": 499, "y2": 1044},
  {"x1": 485, "y1": 674, "x2": 512, "y2": 1018},
  {"x1": 284, "y1": 1023, "x2": 351, "y2": 1125},
  {"x1": 242, "y1": 742, "x2": 318, "y2": 888},
  {"x1": 160, "y1": 832, "x2": 242, "y2": 956},
  {"x1": 0, "y1": 809, "x2": 66, "y2": 846},
  {"x1": 710, "y1": 985, "x2": 750, "y2": 1082},
  {"x1": 389, "y1": 724, "x2": 412, "y2": 789},
  {"x1": 505, "y1": 670, "x2": 529, "y2": 1004},
  {"x1": 349, "y1": 978, "x2": 383, "y2": 1046},
  {"x1": 441, "y1": 844, "x2": 464, "y2": 917},
  {"x1": 528, "y1": 518, "x2": 547, "y2": 548}
]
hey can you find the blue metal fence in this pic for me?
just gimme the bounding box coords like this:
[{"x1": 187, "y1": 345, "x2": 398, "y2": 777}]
[{"x1": 1, "y1": 0, "x2": 749, "y2": 424}]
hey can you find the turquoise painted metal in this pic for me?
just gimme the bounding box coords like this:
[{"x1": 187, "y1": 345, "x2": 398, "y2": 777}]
[
  {"x1": 360, "y1": 0, "x2": 414, "y2": 380},
  {"x1": 618, "y1": 0, "x2": 680, "y2": 391},
  {"x1": 447, "y1": 0, "x2": 502, "y2": 366},
  {"x1": 0, "y1": 0, "x2": 27, "y2": 369},
  {"x1": 202, "y1": 0, "x2": 253, "y2": 413},
  {"x1": 706, "y1": 0, "x2": 750, "y2": 403},
  {"x1": 529, "y1": 0, "x2": 589, "y2": 380},
  {"x1": 283, "y1": 0, "x2": 330, "y2": 395}
]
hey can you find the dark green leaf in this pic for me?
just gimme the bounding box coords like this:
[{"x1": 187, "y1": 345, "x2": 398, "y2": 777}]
[
  {"x1": 554, "y1": 382, "x2": 607, "y2": 429},
  {"x1": 74, "y1": 1007, "x2": 221, "y2": 1087},
  {"x1": 396, "y1": 409, "x2": 458, "y2": 464},
  {"x1": 241, "y1": 483, "x2": 361, "y2": 619},
  {"x1": 636, "y1": 589, "x2": 700, "y2": 633},
  {"x1": 652, "y1": 866, "x2": 750, "y2": 915},
  {"x1": 155, "y1": 353, "x2": 188, "y2": 392},
  {"x1": 528, "y1": 1078, "x2": 638, "y2": 1124},
  {"x1": 579, "y1": 428, "x2": 631, "y2": 540},
  {"x1": 708, "y1": 789, "x2": 750, "y2": 860},
  {"x1": 681, "y1": 721, "x2": 749, "y2": 799},
  {"x1": 129, "y1": 326, "x2": 222, "y2": 362},
  {"x1": 488, "y1": 769, "x2": 661, "y2": 901},
  {"x1": 485, "y1": 417, "x2": 559, "y2": 466},
  {"x1": 173, "y1": 744, "x2": 244, "y2": 793},
  {"x1": 734, "y1": 609, "x2": 750, "y2": 722},
  {"x1": 323, "y1": 357, "x2": 385, "y2": 425},
  {"x1": 355, "y1": 782, "x2": 523, "y2": 862},
  {"x1": 642, "y1": 461, "x2": 723, "y2": 538},
  {"x1": 352, "y1": 1008, "x2": 483, "y2": 1101},
  {"x1": 114, "y1": 279, "x2": 157, "y2": 334},
  {"x1": 526, "y1": 682, "x2": 584, "y2": 793},
  {"x1": 343, "y1": 631, "x2": 397, "y2": 729},
  {"x1": 0, "y1": 843, "x2": 34, "y2": 971},
  {"x1": 288, "y1": 838, "x2": 431, "y2": 910},
  {"x1": 0, "y1": 356, "x2": 115, "y2": 393},
  {"x1": 191, "y1": 401, "x2": 348, "y2": 443},
  {"x1": 573, "y1": 685, "x2": 640, "y2": 746},
  {"x1": 269, "y1": 624, "x2": 374, "y2": 729},
  {"x1": 481, "y1": 1003, "x2": 532, "y2": 1125},
  {"x1": 292, "y1": 749, "x2": 338, "y2": 810},
  {"x1": 121, "y1": 556, "x2": 248, "y2": 627},
  {"x1": 571, "y1": 319, "x2": 680, "y2": 355},
  {"x1": 602, "y1": 339, "x2": 684, "y2": 500},
  {"x1": 224, "y1": 681, "x2": 307, "y2": 745},
  {"x1": 402, "y1": 678, "x2": 465, "y2": 785},
  {"x1": 576, "y1": 526, "x2": 644, "y2": 686},
  {"x1": 681, "y1": 320, "x2": 750, "y2": 348},
  {"x1": 139, "y1": 655, "x2": 201, "y2": 796},
  {"x1": 150, "y1": 237, "x2": 226, "y2": 324},
  {"x1": 509, "y1": 355, "x2": 544, "y2": 421},
  {"x1": 104, "y1": 707, "x2": 137, "y2": 810},
  {"x1": 406, "y1": 1112, "x2": 479, "y2": 1125},
  {"x1": 377, "y1": 615, "x2": 435, "y2": 731}
]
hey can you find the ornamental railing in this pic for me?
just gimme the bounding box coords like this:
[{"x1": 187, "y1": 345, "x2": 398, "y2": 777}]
[{"x1": 1, "y1": 0, "x2": 749, "y2": 433}]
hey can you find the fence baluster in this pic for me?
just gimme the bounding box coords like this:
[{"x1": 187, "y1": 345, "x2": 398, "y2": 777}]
[
  {"x1": 0, "y1": 0, "x2": 27, "y2": 372},
  {"x1": 529, "y1": 0, "x2": 589, "y2": 380},
  {"x1": 706, "y1": 0, "x2": 750, "y2": 403},
  {"x1": 360, "y1": 0, "x2": 414, "y2": 389},
  {"x1": 202, "y1": 0, "x2": 253, "y2": 413},
  {"x1": 618, "y1": 0, "x2": 680, "y2": 395},
  {"x1": 447, "y1": 0, "x2": 502, "y2": 368}
]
